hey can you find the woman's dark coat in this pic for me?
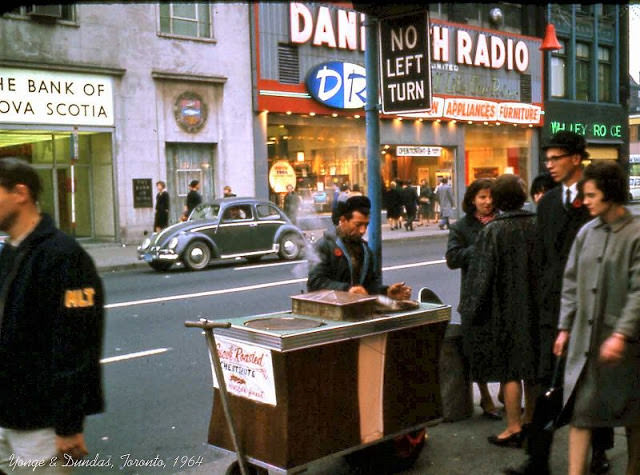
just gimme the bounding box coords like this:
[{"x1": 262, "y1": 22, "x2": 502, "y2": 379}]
[
  {"x1": 445, "y1": 213, "x2": 484, "y2": 355},
  {"x1": 458, "y1": 210, "x2": 540, "y2": 383}
]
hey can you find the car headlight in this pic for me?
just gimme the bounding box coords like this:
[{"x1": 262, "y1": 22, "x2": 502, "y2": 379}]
[
  {"x1": 168, "y1": 237, "x2": 179, "y2": 250},
  {"x1": 140, "y1": 238, "x2": 151, "y2": 250}
]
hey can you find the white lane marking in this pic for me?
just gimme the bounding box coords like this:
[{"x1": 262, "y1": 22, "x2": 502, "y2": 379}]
[
  {"x1": 383, "y1": 259, "x2": 446, "y2": 271},
  {"x1": 105, "y1": 278, "x2": 306, "y2": 309},
  {"x1": 106, "y1": 259, "x2": 446, "y2": 309},
  {"x1": 100, "y1": 347, "x2": 171, "y2": 364},
  {"x1": 236, "y1": 260, "x2": 302, "y2": 270}
]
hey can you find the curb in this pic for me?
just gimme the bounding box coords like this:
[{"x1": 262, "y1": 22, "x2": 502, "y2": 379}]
[{"x1": 93, "y1": 230, "x2": 450, "y2": 273}]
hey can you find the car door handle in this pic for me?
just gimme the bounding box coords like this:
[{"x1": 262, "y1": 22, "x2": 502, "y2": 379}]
[{"x1": 249, "y1": 223, "x2": 258, "y2": 227}]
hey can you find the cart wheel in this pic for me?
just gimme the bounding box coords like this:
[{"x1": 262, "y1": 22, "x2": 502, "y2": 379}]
[
  {"x1": 388, "y1": 428, "x2": 426, "y2": 471},
  {"x1": 225, "y1": 460, "x2": 268, "y2": 475}
]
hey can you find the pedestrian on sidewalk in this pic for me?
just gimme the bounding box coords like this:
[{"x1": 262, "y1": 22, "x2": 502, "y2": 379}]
[
  {"x1": 401, "y1": 180, "x2": 418, "y2": 231},
  {"x1": 446, "y1": 178, "x2": 501, "y2": 420},
  {"x1": 183, "y1": 179, "x2": 202, "y2": 221},
  {"x1": 553, "y1": 161, "x2": 640, "y2": 475},
  {"x1": 223, "y1": 185, "x2": 236, "y2": 198},
  {"x1": 417, "y1": 179, "x2": 433, "y2": 226},
  {"x1": 436, "y1": 177, "x2": 454, "y2": 230},
  {"x1": 386, "y1": 180, "x2": 403, "y2": 230},
  {"x1": 0, "y1": 158, "x2": 105, "y2": 474},
  {"x1": 154, "y1": 180, "x2": 169, "y2": 231},
  {"x1": 505, "y1": 130, "x2": 613, "y2": 475},
  {"x1": 283, "y1": 184, "x2": 301, "y2": 225},
  {"x1": 459, "y1": 174, "x2": 539, "y2": 449}
]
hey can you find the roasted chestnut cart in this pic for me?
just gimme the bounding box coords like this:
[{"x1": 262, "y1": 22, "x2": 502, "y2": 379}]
[{"x1": 185, "y1": 288, "x2": 450, "y2": 475}]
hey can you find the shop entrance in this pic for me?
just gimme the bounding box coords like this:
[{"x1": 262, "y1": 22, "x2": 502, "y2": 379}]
[
  {"x1": 166, "y1": 142, "x2": 215, "y2": 223},
  {"x1": 0, "y1": 129, "x2": 115, "y2": 240}
]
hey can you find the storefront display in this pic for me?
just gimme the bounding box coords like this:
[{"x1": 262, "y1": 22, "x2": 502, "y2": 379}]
[{"x1": 252, "y1": 3, "x2": 544, "y2": 215}]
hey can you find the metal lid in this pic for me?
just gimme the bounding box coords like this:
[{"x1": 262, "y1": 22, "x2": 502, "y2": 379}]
[{"x1": 244, "y1": 316, "x2": 325, "y2": 331}]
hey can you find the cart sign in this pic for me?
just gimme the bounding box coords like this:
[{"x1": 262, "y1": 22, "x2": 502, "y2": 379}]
[
  {"x1": 378, "y1": 10, "x2": 432, "y2": 114},
  {"x1": 211, "y1": 336, "x2": 277, "y2": 406}
]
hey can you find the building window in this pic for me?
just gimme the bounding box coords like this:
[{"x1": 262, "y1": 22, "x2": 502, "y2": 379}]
[
  {"x1": 597, "y1": 46, "x2": 611, "y2": 102},
  {"x1": 6, "y1": 4, "x2": 75, "y2": 22},
  {"x1": 159, "y1": 3, "x2": 212, "y2": 39},
  {"x1": 576, "y1": 42, "x2": 590, "y2": 101},
  {"x1": 551, "y1": 40, "x2": 567, "y2": 98}
]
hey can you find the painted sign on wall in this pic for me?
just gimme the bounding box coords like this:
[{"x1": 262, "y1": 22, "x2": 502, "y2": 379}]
[{"x1": 305, "y1": 61, "x2": 366, "y2": 109}]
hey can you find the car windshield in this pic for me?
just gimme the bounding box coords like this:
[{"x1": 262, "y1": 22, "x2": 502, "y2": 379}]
[{"x1": 190, "y1": 204, "x2": 221, "y2": 220}]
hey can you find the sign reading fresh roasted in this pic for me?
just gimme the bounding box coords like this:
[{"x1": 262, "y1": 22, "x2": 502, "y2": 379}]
[
  {"x1": 378, "y1": 10, "x2": 432, "y2": 114},
  {"x1": 0, "y1": 68, "x2": 114, "y2": 126}
]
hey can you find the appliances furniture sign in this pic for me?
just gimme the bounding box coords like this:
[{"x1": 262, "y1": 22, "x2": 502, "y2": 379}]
[
  {"x1": 211, "y1": 335, "x2": 277, "y2": 406},
  {"x1": 0, "y1": 68, "x2": 114, "y2": 126},
  {"x1": 378, "y1": 10, "x2": 432, "y2": 114}
]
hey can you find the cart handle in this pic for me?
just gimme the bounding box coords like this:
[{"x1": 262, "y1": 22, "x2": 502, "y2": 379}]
[{"x1": 184, "y1": 319, "x2": 232, "y2": 330}]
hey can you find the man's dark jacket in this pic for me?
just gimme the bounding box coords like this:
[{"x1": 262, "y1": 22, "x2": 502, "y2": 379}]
[
  {"x1": 0, "y1": 214, "x2": 104, "y2": 435},
  {"x1": 535, "y1": 186, "x2": 591, "y2": 381},
  {"x1": 307, "y1": 230, "x2": 387, "y2": 295}
]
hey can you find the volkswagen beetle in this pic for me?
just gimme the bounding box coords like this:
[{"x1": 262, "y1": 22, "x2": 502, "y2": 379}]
[{"x1": 137, "y1": 197, "x2": 306, "y2": 271}]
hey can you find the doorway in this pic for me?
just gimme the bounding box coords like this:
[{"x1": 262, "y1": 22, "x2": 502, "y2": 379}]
[{"x1": 166, "y1": 143, "x2": 216, "y2": 224}]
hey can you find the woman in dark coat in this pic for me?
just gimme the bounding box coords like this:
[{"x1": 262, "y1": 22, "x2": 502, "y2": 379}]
[
  {"x1": 459, "y1": 174, "x2": 539, "y2": 448},
  {"x1": 554, "y1": 161, "x2": 640, "y2": 475},
  {"x1": 154, "y1": 180, "x2": 169, "y2": 231},
  {"x1": 446, "y1": 178, "x2": 500, "y2": 419},
  {"x1": 386, "y1": 180, "x2": 403, "y2": 230}
]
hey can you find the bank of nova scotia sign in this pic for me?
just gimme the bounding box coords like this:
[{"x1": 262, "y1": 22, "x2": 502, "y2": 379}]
[{"x1": 305, "y1": 61, "x2": 366, "y2": 109}]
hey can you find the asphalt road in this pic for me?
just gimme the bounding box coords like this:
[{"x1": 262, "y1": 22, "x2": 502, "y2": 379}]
[{"x1": 77, "y1": 235, "x2": 462, "y2": 474}]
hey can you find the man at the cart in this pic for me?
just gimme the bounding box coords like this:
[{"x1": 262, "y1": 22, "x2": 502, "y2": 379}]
[
  {"x1": 307, "y1": 195, "x2": 427, "y2": 472},
  {"x1": 307, "y1": 194, "x2": 410, "y2": 299}
]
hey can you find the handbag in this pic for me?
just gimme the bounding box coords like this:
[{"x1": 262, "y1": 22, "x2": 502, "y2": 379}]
[{"x1": 531, "y1": 356, "x2": 565, "y2": 432}]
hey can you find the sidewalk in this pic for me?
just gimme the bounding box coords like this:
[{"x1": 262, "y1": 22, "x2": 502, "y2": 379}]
[
  {"x1": 82, "y1": 202, "x2": 640, "y2": 273},
  {"x1": 83, "y1": 218, "x2": 451, "y2": 273}
]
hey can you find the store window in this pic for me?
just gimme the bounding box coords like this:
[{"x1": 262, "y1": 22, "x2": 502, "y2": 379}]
[
  {"x1": 159, "y1": 3, "x2": 212, "y2": 39},
  {"x1": 465, "y1": 127, "x2": 533, "y2": 190},
  {"x1": 597, "y1": 46, "x2": 611, "y2": 102},
  {"x1": 576, "y1": 42, "x2": 591, "y2": 101},
  {"x1": 551, "y1": 40, "x2": 567, "y2": 98},
  {"x1": 266, "y1": 117, "x2": 366, "y2": 209},
  {"x1": 0, "y1": 130, "x2": 115, "y2": 239},
  {"x1": 6, "y1": 4, "x2": 75, "y2": 22}
]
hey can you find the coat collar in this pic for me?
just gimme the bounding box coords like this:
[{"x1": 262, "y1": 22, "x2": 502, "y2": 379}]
[
  {"x1": 594, "y1": 207, "x2": 635, "y2": 233},
  {"x1": 495, "y1": 209, "x2": 535, "y2": 220}
]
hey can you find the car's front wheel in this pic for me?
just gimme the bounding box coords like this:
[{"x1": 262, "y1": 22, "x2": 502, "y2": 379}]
[
  {"x1": 278, "y1": 233, "x2": 304, "y2": 260},
  {"x1": 183, "y1": 241, "x2": 211, "y2": 271}
]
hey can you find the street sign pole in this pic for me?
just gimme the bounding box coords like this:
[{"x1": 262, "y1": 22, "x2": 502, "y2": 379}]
[{"x1": 364, "y1": 15, "x2": 382, "y2": 275}]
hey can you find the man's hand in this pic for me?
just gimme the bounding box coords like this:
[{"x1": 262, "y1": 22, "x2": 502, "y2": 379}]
[
  {"x1": 386, "y1": 282, "x2": 411, "y2": 300},
  {"x1": 599, "y1": 333, "x2": 626, "y2": 365},
  {"x1": 348, "y1": 285, "x2": 369, "y2": 295},
  {"x1": 56, "y1": 433, "x2": 88, "y2": 460},
  {"x1": 553, "y1": 330, "x2": 570, "y2": 356}
]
